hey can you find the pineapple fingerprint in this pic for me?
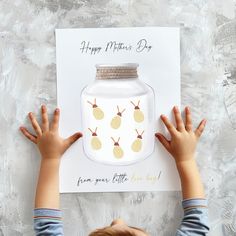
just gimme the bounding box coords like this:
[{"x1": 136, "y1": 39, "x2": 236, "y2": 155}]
[
  {"x1": 131, "y1": 129, "x2": 144, "y2": 152},
  {"x1": 88, "y1": 127, "x2": 102, "y2": 150},
  {"x1": 111, "y1": 105, "x2": 125, "y2": 129},
  {"x1": 111, "y1": 137, "x2": 124, "y2": 159},
  {"x1": 130, "y1": 100, "x2": 144, "y2": 122},
  {"x1": 87, "y1": 98, "x2": 104, "y2": 120}
]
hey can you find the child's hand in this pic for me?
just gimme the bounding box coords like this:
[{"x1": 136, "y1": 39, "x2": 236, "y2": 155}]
[
  {"x1": 19, "y1": 105, "x2": 82, "y2": 160},
  {"x1": 155, "y1": 106, "x2": 206, "y2": 164}
]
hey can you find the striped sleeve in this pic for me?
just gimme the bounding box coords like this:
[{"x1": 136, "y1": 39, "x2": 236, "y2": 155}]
[
  {"x1": 176, "y1": 198, "x2": 210, "y2": 236},
  {"x1": 34, "y1": 208, "x2": 64, "y2": 235}
]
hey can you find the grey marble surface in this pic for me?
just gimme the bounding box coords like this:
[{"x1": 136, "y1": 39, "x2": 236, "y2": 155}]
[{"x1": 0, "y1": 0, "x2": 236, "y2": 235}]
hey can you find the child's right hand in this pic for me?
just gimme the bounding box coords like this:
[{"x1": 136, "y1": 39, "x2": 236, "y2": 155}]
[
  {"x1": 155, "y1": 106, "x2": 206, "y2": 164},
  {"x1": 19, "y1": 105, "x2": 82, "y2": 161}
]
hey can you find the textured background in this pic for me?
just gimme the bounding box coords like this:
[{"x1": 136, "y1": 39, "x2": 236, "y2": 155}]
[{"x1": 0, "y1": 0, "x2": 236, "y2": 235}]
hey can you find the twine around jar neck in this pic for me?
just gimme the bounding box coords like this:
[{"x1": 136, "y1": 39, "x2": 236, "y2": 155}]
[{"x1": 95, "y1": 64, "x2": 138, "y2": 79}]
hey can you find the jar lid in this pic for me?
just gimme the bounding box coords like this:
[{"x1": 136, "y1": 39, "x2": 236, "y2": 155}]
[
  {"x1": 95, "y1": 63, "x2": 139, "y2": 79},
  {"x1": 96, "y1": 63, "x2": 139, "y2": 68}
]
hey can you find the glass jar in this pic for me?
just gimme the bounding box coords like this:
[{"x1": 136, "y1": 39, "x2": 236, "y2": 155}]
[{"x1": 81, "y1": 63, "x2": 155, "y2": 165}]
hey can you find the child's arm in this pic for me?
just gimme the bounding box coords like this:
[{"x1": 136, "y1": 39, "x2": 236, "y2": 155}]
[
  {"x1": 156, "y1": 106, "x2": 209, "y2": 235},
  {"x1": 156, "y1": 106, "x2": 205, "y2": 199},
  {"x1": 20, "y1": 105, "x2": 82, "y2": 235}
]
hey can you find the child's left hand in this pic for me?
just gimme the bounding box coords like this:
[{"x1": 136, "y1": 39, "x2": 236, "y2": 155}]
[{"x1": 19, "y1": 105, "x2": 82, "y2": 160}]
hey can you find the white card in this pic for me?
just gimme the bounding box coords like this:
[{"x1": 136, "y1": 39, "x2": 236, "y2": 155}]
[{"x1": 56, "y1": 27, "x2": 181, "y2": 193}]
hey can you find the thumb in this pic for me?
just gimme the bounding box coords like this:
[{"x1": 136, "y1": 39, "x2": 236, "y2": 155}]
[
  {"x1": 155, "y1": 132, "x2": 171, "y2": 153},
  {"x1": 63, "y1": 132, "x2": 83, "y2": 151},
  {"x1": 194, "y1": 119, "x2": 206, "y2": 140}
]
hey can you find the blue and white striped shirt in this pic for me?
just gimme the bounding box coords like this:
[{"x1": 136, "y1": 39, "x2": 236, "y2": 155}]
[{"x1": 34, "y1": 198, "x2": 209, "y2": 235}]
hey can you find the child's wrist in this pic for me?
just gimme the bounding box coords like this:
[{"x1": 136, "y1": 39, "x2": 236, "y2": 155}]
[
  {"x1": 40, "y1": 156, "x2": 61, "y2": 166},
  {"x1": 174, "y1": 153, "x2": 195, "y2": 164},
  {"x1": 175, "y1": 158, "x2": 198, "y2": 174},
  {"x1": 175, "y1": 158, "x2": 196, "y2": 168}
]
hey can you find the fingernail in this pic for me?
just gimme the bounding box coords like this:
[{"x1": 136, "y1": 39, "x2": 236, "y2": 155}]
[
  {"x1": 174, "y1": 106, "x2": 178, "y2": 111},
  {"x1": 28, "y1": 112, "x2": 32, "y2": 117},
  {"x1": 186, "y1": 106, "x2": 190, "y2": 111},
  {"x1": 41, "y1": 104, "x2": 46, "y2": 110},
  {"x1": 55, "y1": 108, "x2": 60, "y2": 113}
]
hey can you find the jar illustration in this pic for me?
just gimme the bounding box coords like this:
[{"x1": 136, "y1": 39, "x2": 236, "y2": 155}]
[{"x1": 81, "y1": 63, "x2": 155, "y2": 165}]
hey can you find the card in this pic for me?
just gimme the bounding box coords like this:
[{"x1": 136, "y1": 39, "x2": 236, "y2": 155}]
[{"x1": 56, "y1": 27, "x2": 181, "y2": 192}]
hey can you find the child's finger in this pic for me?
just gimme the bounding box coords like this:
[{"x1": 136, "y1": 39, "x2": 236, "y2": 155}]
[
  {"x1": 28, "y1": 112, "x2": 42, "y2": 136},
  {"x1": 185, "y1": 106, "x2": 193, "y2": 131},
  {"x1": 160, "y1": 115, "x2": 177, "y2": 136},
  {"x1": 194, "y1": 119, "x2": 207, "y2": 139},
  {"x1": 41, "y1": 105, "x2": 49, "y2": 132},
  {"x1": 50, "y1": 108, "x2": 60, "y2": 132},
  {"x1": 19, "y1": 127, "x2": 37, "y2": 144},
  {"x1": 155, "y1": 133, "x2": 171, "y2": 152},
  {"x1": 63, "y1": 132, "x2": 83, "y2": 151},
  {"x1": 173, "y1": 106, "x2": 185, "y2": 132}
]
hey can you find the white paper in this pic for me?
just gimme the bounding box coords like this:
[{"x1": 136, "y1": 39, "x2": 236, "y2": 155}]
[{"x1": 56, "y1": 27, "x2": 181, "y2": 193}]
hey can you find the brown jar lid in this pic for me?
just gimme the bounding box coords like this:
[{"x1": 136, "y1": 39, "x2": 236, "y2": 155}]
[{"x1": 95, "y1": 63, "x2": 138, "y2": 79}]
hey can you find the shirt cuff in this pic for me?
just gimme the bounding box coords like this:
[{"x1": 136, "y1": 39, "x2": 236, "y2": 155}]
[
  {"x1": 182, "y1": 198, "x2": 208, "y2": 211},
  {"x1": 34, "y1": 208, "x2": 62, "y2": 220}
]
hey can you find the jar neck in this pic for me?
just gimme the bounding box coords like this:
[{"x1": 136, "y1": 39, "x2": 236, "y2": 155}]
[{"x1": 95, "y1": 64, "x2": 138, "y2": 80}]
